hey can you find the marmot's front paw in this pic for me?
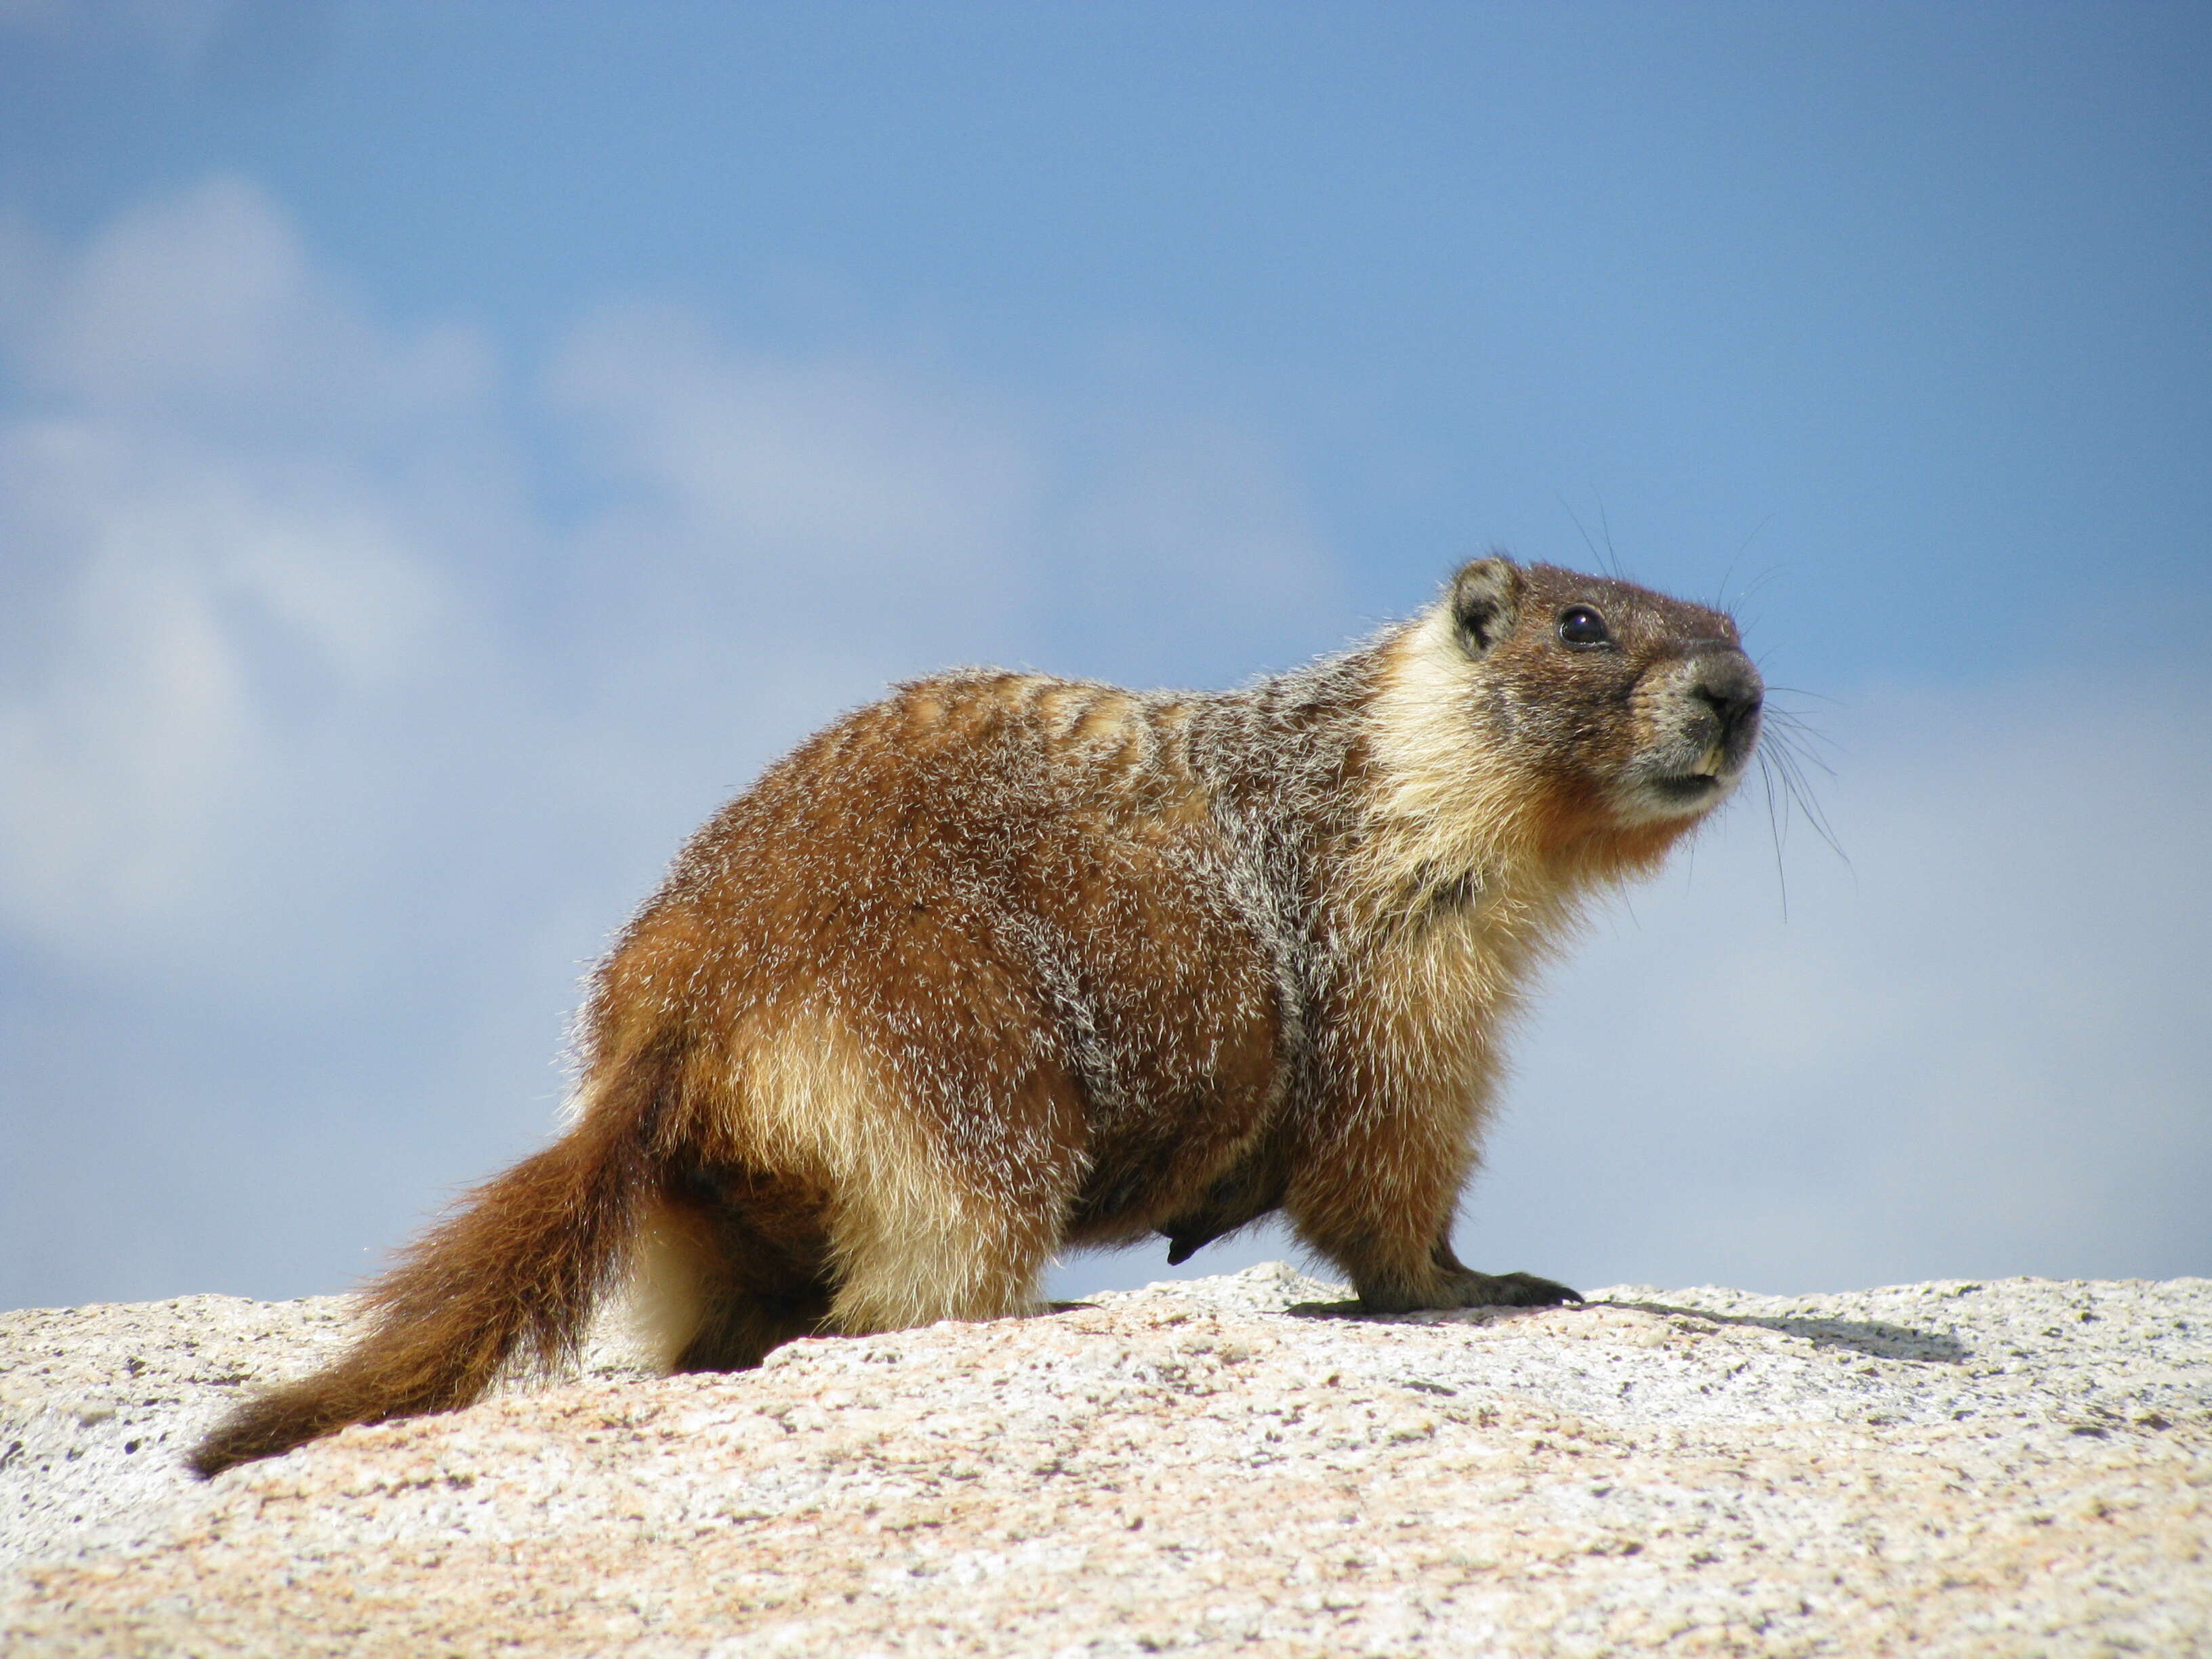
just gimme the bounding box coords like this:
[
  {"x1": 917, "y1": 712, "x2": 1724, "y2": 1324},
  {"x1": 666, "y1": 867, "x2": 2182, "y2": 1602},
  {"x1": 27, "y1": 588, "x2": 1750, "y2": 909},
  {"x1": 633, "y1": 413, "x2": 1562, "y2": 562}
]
[
  {"x1": 1355, "y1": 1266, "x2": 1582, "y2": 1313},
  {"x1": 1450, "y1": 1269, "x2": 1582, "y2": 1307}
]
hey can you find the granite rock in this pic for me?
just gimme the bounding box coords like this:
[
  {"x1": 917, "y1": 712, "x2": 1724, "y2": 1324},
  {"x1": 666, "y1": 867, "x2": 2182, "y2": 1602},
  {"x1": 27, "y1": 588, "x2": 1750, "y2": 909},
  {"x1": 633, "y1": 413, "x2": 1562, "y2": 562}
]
[{"x1": 3, "y1": 1264, "x2": 2208, "y2": 1656}]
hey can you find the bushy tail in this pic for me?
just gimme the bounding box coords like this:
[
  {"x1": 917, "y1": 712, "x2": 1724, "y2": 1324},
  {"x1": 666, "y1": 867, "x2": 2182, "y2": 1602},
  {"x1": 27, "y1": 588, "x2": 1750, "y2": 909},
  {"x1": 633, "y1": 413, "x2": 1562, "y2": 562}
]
[{"x1": 191, "y1": 1065, "x2": 663, "y2": 1478}]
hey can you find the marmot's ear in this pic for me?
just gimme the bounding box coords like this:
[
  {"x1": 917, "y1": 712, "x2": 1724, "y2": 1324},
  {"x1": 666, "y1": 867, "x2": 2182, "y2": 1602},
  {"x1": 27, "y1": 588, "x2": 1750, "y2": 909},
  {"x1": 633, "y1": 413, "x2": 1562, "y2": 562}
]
[{"x1": 1448, "y1": 556, "x2": 1523, "y2": 656}]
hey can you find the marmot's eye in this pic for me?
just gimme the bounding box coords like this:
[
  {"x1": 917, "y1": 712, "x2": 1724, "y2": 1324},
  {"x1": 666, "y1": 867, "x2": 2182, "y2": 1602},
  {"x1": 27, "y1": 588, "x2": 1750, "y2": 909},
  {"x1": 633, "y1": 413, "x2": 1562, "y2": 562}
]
[{"x1": 1558, "y1": 605, "x2": 1610, "y2": 648}]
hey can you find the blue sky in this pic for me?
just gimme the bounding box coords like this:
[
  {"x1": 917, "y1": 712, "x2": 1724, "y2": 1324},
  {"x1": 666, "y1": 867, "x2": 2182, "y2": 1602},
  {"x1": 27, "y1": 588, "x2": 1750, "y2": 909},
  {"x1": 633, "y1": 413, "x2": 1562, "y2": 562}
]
[{"x1": 1, "y1": 1, "x2": 2207, "y2": 1311}]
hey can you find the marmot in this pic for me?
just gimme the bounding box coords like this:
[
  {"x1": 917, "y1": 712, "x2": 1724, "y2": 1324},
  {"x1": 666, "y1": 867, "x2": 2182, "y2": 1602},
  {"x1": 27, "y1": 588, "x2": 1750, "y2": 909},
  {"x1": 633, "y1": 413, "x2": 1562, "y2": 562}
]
[{"x1": 192, "y1": 555, "x2": 1761, "y2": 1477}]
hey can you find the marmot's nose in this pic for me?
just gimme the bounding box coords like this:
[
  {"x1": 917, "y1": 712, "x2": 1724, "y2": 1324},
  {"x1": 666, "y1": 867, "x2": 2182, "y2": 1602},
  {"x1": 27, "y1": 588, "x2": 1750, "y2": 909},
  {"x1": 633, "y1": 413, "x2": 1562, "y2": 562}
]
[{"x1": 1689, "y1": 652, "x2": 1763, "y2": 744}]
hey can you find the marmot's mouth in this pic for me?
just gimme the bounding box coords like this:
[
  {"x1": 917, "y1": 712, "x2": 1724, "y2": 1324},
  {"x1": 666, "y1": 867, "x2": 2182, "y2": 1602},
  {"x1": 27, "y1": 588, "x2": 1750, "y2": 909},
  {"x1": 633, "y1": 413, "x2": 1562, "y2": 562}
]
[{"x1": 1622, "y1": 769, "x2": 1739, "y2": 821}]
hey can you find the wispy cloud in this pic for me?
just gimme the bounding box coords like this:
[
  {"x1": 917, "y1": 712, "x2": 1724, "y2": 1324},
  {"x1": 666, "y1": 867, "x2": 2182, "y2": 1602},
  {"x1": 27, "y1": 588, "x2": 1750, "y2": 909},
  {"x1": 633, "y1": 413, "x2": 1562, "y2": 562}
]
[
  {"x1": 0, "y1": 179, "x2": 520, "y2": 1002},
  {"x1": 0, "y1": 178, "x2": 1340, "y2": 1306}
]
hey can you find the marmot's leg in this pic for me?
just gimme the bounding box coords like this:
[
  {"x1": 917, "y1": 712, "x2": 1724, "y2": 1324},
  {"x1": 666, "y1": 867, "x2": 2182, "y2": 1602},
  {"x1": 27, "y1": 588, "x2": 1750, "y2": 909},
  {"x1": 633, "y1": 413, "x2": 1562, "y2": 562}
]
[
  {"x1": 825, "y1": 1058, "x2": 1086, "y2": 1335},
  {"x1": 1281, "y1": 1065, "x2": 1578, "y2": 1313},
  {"x1": 626, "y1": 1164, "x2": 836, "y2": 1372},
  {"x1": 684, "y1": 990, "x2": 1087, "y2": 1342},
  {"x1": 1279, "y1": 1104, "x2": 1466, "y2": 1309}
]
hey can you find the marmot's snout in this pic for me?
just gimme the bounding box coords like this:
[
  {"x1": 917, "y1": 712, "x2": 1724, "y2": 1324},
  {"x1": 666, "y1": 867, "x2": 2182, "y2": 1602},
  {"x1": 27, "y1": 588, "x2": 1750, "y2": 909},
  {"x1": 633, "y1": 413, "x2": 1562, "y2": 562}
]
[
  {"x1": 1615, "y1": 644, "x2": 1765, "y2": 821},
  {"x1": 1687, "y1": 649, "x2": 1763, "y2": 767}
]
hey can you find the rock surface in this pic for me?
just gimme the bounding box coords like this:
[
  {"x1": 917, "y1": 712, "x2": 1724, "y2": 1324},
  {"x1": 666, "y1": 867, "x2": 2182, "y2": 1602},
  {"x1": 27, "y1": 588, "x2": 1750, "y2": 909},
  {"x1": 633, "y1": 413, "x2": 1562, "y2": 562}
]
[{"x1": 3, "y1": 1265, "x2": 2208, "y2": 1656}]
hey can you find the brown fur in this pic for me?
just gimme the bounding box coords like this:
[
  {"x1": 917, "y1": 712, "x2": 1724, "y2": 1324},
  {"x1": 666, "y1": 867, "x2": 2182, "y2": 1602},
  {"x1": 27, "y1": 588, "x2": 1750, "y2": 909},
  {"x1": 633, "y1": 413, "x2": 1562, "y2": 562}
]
[{"x1": 192, "y1": 556, "x2": 1761, "y2": 1476}]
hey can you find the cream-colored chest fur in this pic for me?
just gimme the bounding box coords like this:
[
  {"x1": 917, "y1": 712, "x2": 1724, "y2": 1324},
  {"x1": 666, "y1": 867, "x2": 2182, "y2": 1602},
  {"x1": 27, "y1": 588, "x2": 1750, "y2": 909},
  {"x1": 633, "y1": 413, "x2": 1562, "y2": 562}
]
[{"x1": 1334, "y1": 616, "x2": 1588, "y2": 1123}]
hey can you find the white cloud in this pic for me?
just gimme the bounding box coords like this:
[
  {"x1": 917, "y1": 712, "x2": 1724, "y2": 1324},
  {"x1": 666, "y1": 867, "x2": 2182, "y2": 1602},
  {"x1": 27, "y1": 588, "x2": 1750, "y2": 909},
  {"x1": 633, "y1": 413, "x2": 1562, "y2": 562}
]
[
  {"x1": 538, "y1": 304, "x2": 1051, "y2": 771},
  {"x1": 3, "y1": 179, "x2": 486, "y2": 441},
  {"x1": 0, "y1": 184, "x2": 507, "y2": 994},
  {"x1": 0, "y1": 178, "x2": 1343, "y2": 1306},
  {"x1": 544, "y1": 302, "x2": 1342, "y2": 705},
  {"x1": 552, "y1": 306, "x2": 1042, "y2": 581},
  {"x1": 1048, "y1": 409, "x2": 1343, "y2": 687}
]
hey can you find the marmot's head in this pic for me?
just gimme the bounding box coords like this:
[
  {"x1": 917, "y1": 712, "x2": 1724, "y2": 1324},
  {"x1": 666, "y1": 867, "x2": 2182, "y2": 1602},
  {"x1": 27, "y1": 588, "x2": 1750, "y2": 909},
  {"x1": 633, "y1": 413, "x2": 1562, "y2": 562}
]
[
  {"x1": 1370, "y1": 556, "x2": 1763, "y2": 880},
  {"x1": 1445, "y1": 556, "x2": 1762, "y2": 827}
]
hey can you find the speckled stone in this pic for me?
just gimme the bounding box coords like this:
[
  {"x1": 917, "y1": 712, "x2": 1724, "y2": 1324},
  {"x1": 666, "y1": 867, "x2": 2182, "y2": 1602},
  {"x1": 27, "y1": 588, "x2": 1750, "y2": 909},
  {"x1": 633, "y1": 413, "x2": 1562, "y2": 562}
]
[{"x1": 4, "y1": 1265, "x2": 2207, "y2": 1656}]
